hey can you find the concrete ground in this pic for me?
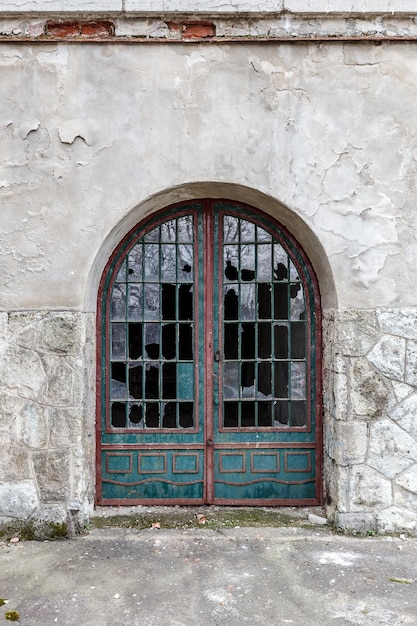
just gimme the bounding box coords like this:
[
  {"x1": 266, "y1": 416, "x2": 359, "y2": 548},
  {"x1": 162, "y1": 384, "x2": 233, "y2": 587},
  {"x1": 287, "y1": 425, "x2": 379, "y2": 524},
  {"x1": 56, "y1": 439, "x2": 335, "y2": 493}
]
[{"x1": 1, "y1": 511, "x2": 417, "y2": 626}]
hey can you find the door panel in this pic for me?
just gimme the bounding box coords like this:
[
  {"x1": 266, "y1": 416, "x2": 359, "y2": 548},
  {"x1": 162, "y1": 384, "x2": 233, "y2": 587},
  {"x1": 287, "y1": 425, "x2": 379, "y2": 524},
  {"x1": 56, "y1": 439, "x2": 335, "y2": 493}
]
[{"x1": 97, "y1": 200, "x2": 321, "y2": 506}]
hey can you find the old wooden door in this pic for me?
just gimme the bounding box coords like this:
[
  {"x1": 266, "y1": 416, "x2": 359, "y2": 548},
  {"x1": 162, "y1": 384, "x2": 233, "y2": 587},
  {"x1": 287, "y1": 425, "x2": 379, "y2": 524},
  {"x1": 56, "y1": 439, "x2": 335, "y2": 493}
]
[{"x1": 97, "y1": 200, "x2": 322, "y2": 505}]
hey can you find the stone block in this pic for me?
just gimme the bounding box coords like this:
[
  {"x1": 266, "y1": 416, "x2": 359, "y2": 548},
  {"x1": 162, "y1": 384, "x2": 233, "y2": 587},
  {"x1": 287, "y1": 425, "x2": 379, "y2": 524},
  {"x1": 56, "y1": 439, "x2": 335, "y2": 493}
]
[
  {"x1": 405, "y1": 340, "x2": 417, "y2": 387},
  {"x1": 350, "y1": 358, "x2": 391, "y2": 419},
  {"x1": 0, "y1": 391, "x2": 25, "y2": 429},
  {"x1": 335, "y1": 512, "x2": 377, "y2": 534},
  {"x1": 38, "y1": 312, "x2": 82, "y2": 355},
  {"x1": 0, "y1": 345, "x2": 46, "y2": 400},
  {"x1": 33, "y1": 450, "x2": 71, "y2": 502},
  {"x1": 390, "y1": 394, "x2": 417, "y2": 436},
  {"x1": 12, "y1": 402, "x2": 49, "y2": 449},
  {"x1": 326, "y1": 421, "x2": 368, "y2": 466},
  {"x1": 50, "y1": 408, "x2": 82, "y2": 448},
  {"x1": 337, "y1": 310, "x2": 379, "y2": 357},
  {"x1": 349, "y1": 465, "x2": 392, "y2": 512},
  {"x1": 43, "y1": 356, "x2": 75, "y2": 406},
  {"x1": 0, "y1": 432, "x2": 31, "y2": 480},
  {"x1": 378, "y1": 308, "x2": 417, "y2": 341},
  {"x1": 367, "y1": 336, "x2": 405, "y2": 382},
  {"x1": 0, "y1": 480, "x2": 39, "y2": 519},
  {"x1": 368, "y1": 419, "x2": 417, "y2": 479},
  {"x1": 377, "y1": 506, "x2": 417, "y2": 535}
]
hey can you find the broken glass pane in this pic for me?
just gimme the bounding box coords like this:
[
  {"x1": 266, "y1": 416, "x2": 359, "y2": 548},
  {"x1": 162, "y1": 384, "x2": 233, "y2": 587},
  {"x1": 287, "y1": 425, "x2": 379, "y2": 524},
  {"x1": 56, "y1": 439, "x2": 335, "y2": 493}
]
[
  {"x1": 223, "y1": 362, "x2": 239, "y2": 398},
  {"x1": 128, "y1": 284, "x2": 143, "y2": 320},
  {"x1": 145, "y1": 363, "x2": 159, "y2": 399},
  {"x1": 241, "y1": 323, "x2": 255, "y2": 359},
  {"x1": 274, "y1": 401, "x2": 289, "y2": 426},
  {"x1": 274, "y1": 283, "x2": 289, "y2": 319},
  {"x1": 111, "y1": 377, "x2": 127, "y2": 400},
  {"x1": 177, "y1": 216, "x2": 193, "y2": 242},
  {"x1": 111, "y1": 402, "x2": 126, "y2": 428},
  {"x1": 224, "y1": 323, "x2": 238, "y2": 359},
  {"x1": 257, "y1": 283, "x2": 271, "y2": 319},
  {"x1": 241, "y1": 403, "x2": 255, "y2": 426},
  {"x1": 144, "y1": 244, "x2": 159, "y2": 280},
  {"x1": 162, "y1": 363, "x2": 176, "y2": 399},
  {"x1": 291, "y1": 401, "x2": 306, "y2": 426},
  {"x1": 224, "y1": 246, "x2": 239, "y2": 281},
  {"x1": 257, "y1": 244, "x2": 272, "y2": 281},
  {"x1": 129, "y1": 364, "x2": 143, "y2": 399},
  {"x1": 258, "y1": 323, "x2": 271, "y2": 359},
  {"x1": 274, "y1": 323, "x2": 288, "y2": 358},
  {"x1": 179, "y1": 403, "x2": 193, "y2": 428},
  {"x1": 257, "y1": 362, "x2": 272, "y2": 397},
  {"x1": 240, "y1": 244, "x2": 255, "y2": 281},
  {"x1": 111, "y1": 323, "x2": 126, "y2": 359},
  {"x1": 144, "y1": 284, "x2": 160, "y2": 320},
  {"x1": 274, "y1": 362, "x2": 288, "y2": 398},
  {"x1": 274, "y1": 244, "x2": 288, "y2": 280},
  {"x1": 179, "y1": 284, "x2": 193, "y2": 320},
  {"x1": 162, "y1": 323, "x2": 176, "y2": 360},
  {"x1": 291, "y1": 362, "x2": 306, "y2": 400},
  {"x1": 258, "y1": 402, "x2": 273, "y2": 426},
  {"x1": 162, "y1": 284, "x2": 176, "y2": 320},
  {"x1": 291, "y1": 322, "x2": 305, "y2": 359},
  {"x1": 223, "y1": 216, "x2": 238, "y2": 243},
  {"x1": 129, "y1": 403, "x2": 143, "y2": 425},
  {"x1": 224, "y1": 287, "x2": 238, "y2": 320},
  {"x1": 111, "y1": 284, "x2": 126, "y2": 320},
  {"x1": 145, "y1": 403, "x2": 159, "y2": 428},
  {"x1": 290, "y1": 284, "x2": 305, "y2": 320},
  {"x1": 145, "y1": 323, "x2": 160, "y2": 359},
  {"x1": 128, "y1": 323, "x2": 142, "y2": 359},
  {"x1": 240, "y1": 284, "x2": 255, "y2": 320},
  {"x1": 160, "y1": 220, "x2": 176, "y2": 242},
  {"x1": 162, "y1": 402, "x2": 177, "y2": 428},
  {"x1": 128, "y1": 245, "x2": 142, "y2": 281},
  {"x1": 223, "y1": 402, "x2": 238, "y2": 427},
  {"x1": 179, "y1": 324, "x2": 193, "y2": 360},
  {"x1": 161, "y1": 244, "x2": 176, "y2": 281},
  {"x1": 179, "y1": 245, "x2": 193, "y2": 281},
  {"x1": 240, "y1": 220, "x2": 255, "y2": 242},
  {"x1": 241, "y1": 362, "x2": 255, "y2": 391}
]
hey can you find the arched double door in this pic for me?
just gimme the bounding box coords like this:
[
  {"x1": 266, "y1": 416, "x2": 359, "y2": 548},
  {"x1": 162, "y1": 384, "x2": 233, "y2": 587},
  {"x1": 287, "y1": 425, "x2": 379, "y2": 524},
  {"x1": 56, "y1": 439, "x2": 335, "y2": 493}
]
[{"x1": 97, "y1": 200, "x2": 322, "y2": 505}]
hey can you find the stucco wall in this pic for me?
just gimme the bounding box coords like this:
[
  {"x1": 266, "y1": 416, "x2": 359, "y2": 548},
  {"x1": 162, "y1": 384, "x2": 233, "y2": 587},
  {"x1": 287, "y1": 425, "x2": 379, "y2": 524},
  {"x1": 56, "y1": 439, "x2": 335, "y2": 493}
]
[{"x1": 1, "y1": 32, "x2": 417, "y2": 532}]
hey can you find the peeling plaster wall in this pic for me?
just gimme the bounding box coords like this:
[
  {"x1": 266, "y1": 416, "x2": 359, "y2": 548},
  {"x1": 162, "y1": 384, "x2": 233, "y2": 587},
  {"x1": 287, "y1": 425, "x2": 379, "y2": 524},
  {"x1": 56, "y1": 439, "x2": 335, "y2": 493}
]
[{"x1": 1, "y1": 35, "x2": 417, "y2": 532}]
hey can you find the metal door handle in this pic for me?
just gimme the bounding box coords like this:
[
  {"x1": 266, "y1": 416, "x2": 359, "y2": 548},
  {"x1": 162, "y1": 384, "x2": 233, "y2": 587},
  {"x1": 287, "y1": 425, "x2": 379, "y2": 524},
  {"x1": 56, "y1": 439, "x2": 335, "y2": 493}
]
[
  {"x1": 207, "y1": 439, "x2": 214, "y2": 446},
  {"x1": 214, "y1": 350, "x2": 221, "y2": 362}
]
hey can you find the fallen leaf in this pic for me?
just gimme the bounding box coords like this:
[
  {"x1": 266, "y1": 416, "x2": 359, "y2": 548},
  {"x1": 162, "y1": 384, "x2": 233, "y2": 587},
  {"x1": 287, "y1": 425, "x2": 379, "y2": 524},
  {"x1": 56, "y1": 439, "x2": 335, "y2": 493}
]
[
  {"x1": 9, "y1": 537, "x2": 19, "y2": 544},
  {"x1": 198, "y1": 516, "x2": 207, "y2": 525},
  {"x1": 152, "y1": 522, "x2": 161, "y2": 529}
]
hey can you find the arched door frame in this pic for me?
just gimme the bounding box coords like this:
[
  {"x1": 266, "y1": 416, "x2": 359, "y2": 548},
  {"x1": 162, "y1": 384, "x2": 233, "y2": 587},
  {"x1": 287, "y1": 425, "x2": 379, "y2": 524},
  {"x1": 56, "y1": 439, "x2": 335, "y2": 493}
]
[{"x1": 95, "y1": 197, "x2": 323, "y2": 506}]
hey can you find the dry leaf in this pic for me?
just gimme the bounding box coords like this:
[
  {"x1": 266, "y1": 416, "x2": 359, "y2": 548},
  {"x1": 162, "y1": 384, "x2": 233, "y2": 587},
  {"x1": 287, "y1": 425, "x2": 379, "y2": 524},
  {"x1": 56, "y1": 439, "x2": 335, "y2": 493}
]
[
  {"x1": 198, "y1": 516, "x2": 207, "y2": 525},
  {"x1": 151, "y1": 522, "x2": 161, "y2": 529},
  {"x1": 9, "y1": 537, "x2": 19, "y2": 544}
]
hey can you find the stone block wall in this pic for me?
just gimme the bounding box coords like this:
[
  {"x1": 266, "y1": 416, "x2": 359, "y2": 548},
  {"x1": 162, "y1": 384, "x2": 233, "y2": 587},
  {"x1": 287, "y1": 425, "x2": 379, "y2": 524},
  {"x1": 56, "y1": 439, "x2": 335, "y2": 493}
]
[
  {"x1": 0, "y1": 312, "x2": 95, "y2": 527},
  {"x1": 324, "y1": 309, "x2": 417, "y2": 534}
]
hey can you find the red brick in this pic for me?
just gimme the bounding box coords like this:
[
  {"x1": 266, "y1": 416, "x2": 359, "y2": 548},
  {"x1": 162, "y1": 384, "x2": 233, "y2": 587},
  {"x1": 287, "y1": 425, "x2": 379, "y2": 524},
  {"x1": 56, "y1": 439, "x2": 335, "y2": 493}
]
[
  {"x1": 46, "y1": 21, "x2": 80, "y2": 38},
  {"x1": 182, "y1": 23, "x2": 216, "y2": 39},
  {"x1": 167, "y1": 21, "x2": 181, "y2": 32},
  {"x1": 80, "y1": 21, "x2": 114, "y2": 37}
]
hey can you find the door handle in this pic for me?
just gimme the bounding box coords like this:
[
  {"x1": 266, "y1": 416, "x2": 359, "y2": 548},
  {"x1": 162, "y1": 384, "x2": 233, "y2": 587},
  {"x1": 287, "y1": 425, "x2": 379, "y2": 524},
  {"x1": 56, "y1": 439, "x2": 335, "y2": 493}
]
[
  {"x1": 214, "y1": 350, "x2": 221, "y2": 362},
  {"x1": 207, "y1": 439, "x2": 214, "y2": 446}
]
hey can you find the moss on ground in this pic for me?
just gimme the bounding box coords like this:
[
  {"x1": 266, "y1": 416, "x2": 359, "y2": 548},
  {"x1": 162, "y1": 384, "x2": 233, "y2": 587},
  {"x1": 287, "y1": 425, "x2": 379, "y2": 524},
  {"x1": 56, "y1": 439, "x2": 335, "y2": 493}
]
[
  {"x1": 0, "y1": 521, "x2": 68, "y2": 541},
  {"x1": 90, "y1": 507, "x2": 314, "y2": 531}
]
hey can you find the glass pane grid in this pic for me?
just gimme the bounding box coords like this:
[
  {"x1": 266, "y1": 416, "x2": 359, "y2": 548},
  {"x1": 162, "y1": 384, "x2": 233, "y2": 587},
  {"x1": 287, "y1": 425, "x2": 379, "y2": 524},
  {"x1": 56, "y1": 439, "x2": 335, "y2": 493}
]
[
  {"x1": 222, "y1": 216, "x2": 307, "y2": 429},
  {"x1": 109, "y1": 216, "x2": 195, "y2": 430}
]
